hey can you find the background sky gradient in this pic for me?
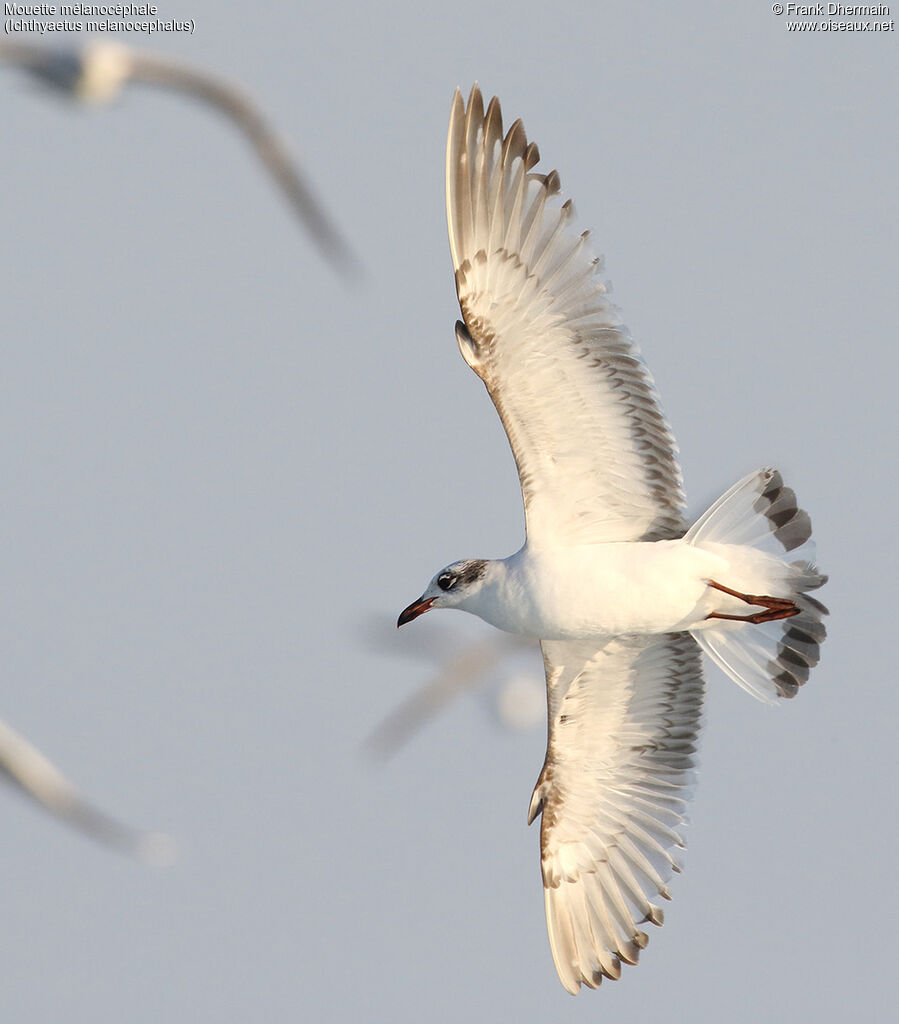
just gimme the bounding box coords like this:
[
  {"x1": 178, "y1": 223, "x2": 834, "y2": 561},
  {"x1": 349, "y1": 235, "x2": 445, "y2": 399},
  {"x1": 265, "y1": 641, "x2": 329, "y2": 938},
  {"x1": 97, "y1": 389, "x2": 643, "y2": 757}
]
[{"x1": 2, "y1": 2, "x2": 896, "y2": 1020}]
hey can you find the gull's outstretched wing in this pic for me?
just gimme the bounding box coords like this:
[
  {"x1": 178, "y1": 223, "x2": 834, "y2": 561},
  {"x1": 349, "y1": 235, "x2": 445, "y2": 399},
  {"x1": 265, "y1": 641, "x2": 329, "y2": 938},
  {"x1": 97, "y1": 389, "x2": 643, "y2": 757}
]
[
  {"x1": 0, "y1": 41, "x2": 358, "y2": 276},
  {"x1": 0, "y1": 717, "x2": 174, "y2": 864},
  {"x1": 529, "y1": 634, "x2": 703, "y2": 992},
  {"x1": 447, "y1": 86, "x2": 684, "y2": 546}
]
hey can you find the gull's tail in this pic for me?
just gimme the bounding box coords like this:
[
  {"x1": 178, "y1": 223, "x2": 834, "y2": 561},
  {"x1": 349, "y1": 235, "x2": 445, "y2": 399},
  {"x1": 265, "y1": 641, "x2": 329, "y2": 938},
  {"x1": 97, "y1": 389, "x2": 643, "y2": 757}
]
[{"x1": 686, "y1": 468, "x2": 827, "y2": 704}]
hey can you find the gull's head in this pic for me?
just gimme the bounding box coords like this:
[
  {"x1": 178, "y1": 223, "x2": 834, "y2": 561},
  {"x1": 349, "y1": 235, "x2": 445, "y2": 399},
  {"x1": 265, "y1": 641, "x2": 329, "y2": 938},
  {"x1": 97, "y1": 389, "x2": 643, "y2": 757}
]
[{"x1": 397, "y1": 559, "x2": 492, "y2": 626}]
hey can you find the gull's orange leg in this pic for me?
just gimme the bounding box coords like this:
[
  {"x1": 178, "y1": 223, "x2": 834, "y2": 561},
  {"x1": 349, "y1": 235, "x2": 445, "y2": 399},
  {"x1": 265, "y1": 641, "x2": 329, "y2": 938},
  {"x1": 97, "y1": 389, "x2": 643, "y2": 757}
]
[{"x1": 706, "y1": 579, "x2": 800, "y2": 625}]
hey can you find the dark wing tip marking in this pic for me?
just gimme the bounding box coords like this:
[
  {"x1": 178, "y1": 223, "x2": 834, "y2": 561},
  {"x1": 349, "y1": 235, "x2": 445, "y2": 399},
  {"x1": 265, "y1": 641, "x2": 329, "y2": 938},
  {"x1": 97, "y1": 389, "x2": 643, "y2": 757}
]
[
  {"x1": 524, "y1": 140, "x2": 540, "y2": 170},
  {"x1": 544, "y1": 169, "x2": 562, "y2": 194},
  {"x1": 502, "y1": 117, "x2": 528, "y2": 161}
]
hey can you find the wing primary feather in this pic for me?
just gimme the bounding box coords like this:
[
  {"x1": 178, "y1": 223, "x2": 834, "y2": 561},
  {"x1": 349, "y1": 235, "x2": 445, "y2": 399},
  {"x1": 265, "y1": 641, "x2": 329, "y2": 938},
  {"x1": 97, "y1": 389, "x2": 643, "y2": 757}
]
[
  {"x1": 462, "y1": 84, "x2": 485, "y2": 253},
  {"x1": 545, "y1": 888, "x2": 582, "y2": 995},
  {"x1": 539, "y1": 230, "x2": 593, "y2": 297},
  {"x1": 518, "y1": 178, "x2": 551, "y2": 264},
  {"x1": 594, "y1": 860, "x2": 640, "y2": 940},
  {"x1": 486, "y1": 145, "x2": 508, "y2": 255},
  {"x1": 445, "y1": 87, "x2": 466, "y2": 267},
  {"x1": 585, "y1": 883, "x2": 625, "y2": 974},
  {"x1": 501, "y1": 117, "x2": 528, "y2": 171},
  {"x1": 529, "y1": 199, "x2": 576, "y2": 280},
  {"x1": 471, "y1": 101, "x2": 490, "y2": 250},
  {"x1": 503, "y1": 161, "x2": 526, "y2": 254}
]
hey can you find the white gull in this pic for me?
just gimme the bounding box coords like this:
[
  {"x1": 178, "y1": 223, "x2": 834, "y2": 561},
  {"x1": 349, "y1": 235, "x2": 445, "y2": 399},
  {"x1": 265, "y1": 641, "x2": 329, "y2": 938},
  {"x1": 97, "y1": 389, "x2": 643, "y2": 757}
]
[{"x1": 398, "y1": 85, "x2": 827, "y2": 994}]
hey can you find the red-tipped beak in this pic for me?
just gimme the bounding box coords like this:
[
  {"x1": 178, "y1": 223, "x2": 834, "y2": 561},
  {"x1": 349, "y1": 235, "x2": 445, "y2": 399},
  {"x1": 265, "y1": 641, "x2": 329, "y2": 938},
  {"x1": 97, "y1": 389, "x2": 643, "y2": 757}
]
[{"x1": 397, "y1": 596, "x2": 435, "y2": 627}]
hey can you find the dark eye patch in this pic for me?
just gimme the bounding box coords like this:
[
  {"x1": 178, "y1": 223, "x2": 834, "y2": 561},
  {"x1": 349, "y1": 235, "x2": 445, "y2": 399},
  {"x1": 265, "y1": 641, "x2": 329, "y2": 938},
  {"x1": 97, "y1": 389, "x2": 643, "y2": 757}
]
[{"x1": 437, "y1": 573, "x2": 456, "y2": 591}]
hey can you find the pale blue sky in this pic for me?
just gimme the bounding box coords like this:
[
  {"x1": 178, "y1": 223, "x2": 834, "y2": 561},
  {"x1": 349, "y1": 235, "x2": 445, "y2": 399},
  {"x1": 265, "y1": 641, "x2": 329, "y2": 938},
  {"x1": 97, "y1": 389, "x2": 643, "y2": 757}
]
[{"x1": 1, "y1": 2, "x2": 896, "y2": 1020}]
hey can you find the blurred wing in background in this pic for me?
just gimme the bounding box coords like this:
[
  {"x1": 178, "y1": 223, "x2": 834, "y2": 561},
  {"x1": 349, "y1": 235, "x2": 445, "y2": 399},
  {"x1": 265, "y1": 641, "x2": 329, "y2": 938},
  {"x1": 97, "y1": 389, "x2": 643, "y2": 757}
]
[
  {"x1": 362, "y1": 615, "x2": 543, "y2": 759},
  {"x1": 0, "y1": 39, "x2": 360, "y2": 276},
  {"x1": 0, "y1": 716, "x2": 175, "y2": 864}
]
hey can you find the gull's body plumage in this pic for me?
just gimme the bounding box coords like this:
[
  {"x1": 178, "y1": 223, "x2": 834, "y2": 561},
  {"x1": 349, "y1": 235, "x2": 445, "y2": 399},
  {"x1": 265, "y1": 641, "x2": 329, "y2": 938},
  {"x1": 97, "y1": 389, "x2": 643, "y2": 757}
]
[
  {"x1": 399, "y1": 86, "x2": 827, "y2": 993},
  {"x1": 449, "y1": 541, "x2": 722, "y2": 638}
]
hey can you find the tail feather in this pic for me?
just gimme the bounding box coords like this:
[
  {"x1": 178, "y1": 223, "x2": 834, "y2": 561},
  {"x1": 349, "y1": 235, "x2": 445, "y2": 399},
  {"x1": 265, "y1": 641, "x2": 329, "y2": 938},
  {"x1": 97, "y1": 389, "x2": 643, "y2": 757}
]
[
  {"x1": 686, "y1": 468, "x2": 814, "y2": 556},
  {"x1": 687, "y1": 469, "x2": 827, "y2": 704}
]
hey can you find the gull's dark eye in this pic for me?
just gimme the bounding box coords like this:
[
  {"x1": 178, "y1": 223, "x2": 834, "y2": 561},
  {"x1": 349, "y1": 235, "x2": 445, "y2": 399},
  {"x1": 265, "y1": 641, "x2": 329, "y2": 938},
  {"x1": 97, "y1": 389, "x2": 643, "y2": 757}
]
[{"x1": 437, "y1": 572, "x2": 456, "y2": 592}]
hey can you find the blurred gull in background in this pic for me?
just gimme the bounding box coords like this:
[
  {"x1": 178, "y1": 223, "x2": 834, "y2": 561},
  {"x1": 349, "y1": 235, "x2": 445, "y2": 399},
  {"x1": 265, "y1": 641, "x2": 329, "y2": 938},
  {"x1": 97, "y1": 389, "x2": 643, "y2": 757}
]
[
  {"x1": 0, "y1": 715, "x2": 175, "y2": 864},
  {"x1": 363, "y1": 615, "x2": 544, "y2": 759},
  {"x1": 0, "y1": 39, "x2": 360, "y2": 276}
]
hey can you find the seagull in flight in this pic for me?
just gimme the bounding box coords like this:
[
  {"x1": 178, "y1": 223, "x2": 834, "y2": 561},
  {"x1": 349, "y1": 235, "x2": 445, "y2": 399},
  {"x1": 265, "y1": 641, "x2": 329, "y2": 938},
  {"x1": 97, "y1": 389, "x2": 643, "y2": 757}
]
[
  {"x1": 0, "y1": 40, "x2": 358, "y2": 276},
  {"x1": 0, "y1": 715, "x2": 175, "y2": 864},
  {"x1": 398, "y1": 85, "x2": 827, "y2": 994}
]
